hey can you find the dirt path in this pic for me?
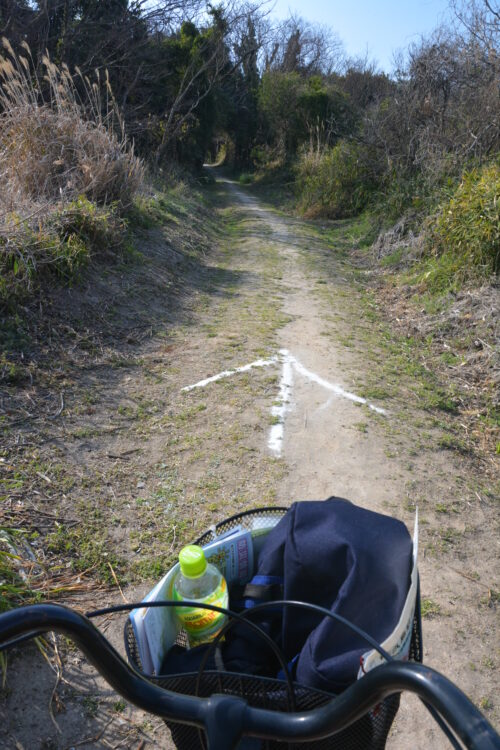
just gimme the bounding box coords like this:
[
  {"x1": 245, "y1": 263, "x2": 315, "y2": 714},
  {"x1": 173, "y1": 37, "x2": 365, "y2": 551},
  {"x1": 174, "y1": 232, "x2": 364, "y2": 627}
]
[
  {"x1": 215, "y1": 179, "x2": 499, "y2": 748},
  {"x1": 233, "y1": 182, "x2": 410, "y2": 504},
  {"x1": 2, "y1": 175, "x2": 498, "y2": 749}
]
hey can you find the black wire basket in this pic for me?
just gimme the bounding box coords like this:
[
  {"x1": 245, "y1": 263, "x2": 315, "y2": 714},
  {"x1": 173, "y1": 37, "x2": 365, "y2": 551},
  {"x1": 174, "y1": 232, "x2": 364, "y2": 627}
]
[{"x1": 125, "y1": 507, "x2": 423, "y2": 750}]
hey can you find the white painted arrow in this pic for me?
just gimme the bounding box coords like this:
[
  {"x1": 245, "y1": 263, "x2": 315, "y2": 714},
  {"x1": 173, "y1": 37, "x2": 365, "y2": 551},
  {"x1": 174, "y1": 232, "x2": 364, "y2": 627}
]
[
  {"x1": 182, "y1": 350, "x2": 386, "y2": 457},
  {"x1": 267, "y1": 350, "x2": 386, "y2": 456},
  {"x1": 181, "y1": 355, "x2": 279, "y2": 391}
]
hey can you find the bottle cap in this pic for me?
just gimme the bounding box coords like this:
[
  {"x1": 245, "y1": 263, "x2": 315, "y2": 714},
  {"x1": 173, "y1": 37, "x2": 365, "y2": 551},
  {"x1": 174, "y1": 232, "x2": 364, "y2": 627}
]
[{"x1": 179, "y1": 545, "x2": 207, "y2": 578}]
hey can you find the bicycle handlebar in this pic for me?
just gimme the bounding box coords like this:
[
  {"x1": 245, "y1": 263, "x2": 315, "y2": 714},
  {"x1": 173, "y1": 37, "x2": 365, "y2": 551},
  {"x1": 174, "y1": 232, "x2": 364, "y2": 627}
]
[{"x1": 1, "y1": 604, "x2": 498, "y2": 750}]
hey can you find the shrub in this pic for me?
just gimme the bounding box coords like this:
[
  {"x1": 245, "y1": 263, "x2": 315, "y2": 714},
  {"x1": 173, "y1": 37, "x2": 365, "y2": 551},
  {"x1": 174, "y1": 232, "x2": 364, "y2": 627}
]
[
  {"x1": 50, "y1": 197, "x2": 126, "y2": 258},
  {"x1": 0, "y1": 39, "x2": 142, "y2": 305},
  {"x1": 0, "y1": 198, "x2": 127, "y2": 306},
  {"x1": 422, "y1": 163, "x2": 500, "y2": 290},
  {"x1": 295, "y1": 140, "x2": 380, "y2": 218},
  {"x1": 0, "y1": 39, "x2": 143, "y2": 207},
  {"x1": 238, "y1": 172, "x2": 254, "y2": 185}
]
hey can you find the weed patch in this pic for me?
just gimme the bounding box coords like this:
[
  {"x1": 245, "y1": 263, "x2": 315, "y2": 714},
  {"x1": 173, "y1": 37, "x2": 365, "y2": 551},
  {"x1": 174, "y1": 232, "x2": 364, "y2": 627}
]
[
  {"x1": 422, "y1": 164, "x2": 500, "y2": 292},
  {"x1": 421, "y1": 597, "x2": 441, "y2": 618},
  {"x1": 296, "y1": 141, "x2": 379, "y2": 219}
]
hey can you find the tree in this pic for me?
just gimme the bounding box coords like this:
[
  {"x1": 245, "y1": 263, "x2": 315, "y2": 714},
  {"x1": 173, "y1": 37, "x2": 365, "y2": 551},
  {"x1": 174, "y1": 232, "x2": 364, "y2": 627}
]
[
  {"x1": 230, "y1": 15, "x2": 260, "y2": 166},
  {"x1": 451, "y1": 0, "x2": 500, "y2": 51},
  {"x1": 0, "y1": 0, "x2": 33, "y2": 41},
  {"x1": 339, "y1": 58, "x2": 393, "y2": 111},
  {"x1": 259, "y1": 70, "x2": 302, "y2": 155},
  {"x1": 263, "y1": 15, "x2": 344, "y2": 75}
]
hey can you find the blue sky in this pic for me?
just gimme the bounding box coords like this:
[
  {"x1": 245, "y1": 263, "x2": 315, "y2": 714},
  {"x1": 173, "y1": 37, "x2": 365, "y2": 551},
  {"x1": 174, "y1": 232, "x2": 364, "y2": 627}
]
[{"x1": 269, "y1": 0, "x2": 454, "y2": 72}]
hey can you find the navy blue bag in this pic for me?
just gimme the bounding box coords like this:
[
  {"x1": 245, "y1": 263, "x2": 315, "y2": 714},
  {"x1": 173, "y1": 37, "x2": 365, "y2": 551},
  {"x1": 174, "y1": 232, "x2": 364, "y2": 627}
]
[{"x1": 231, "y1": 498, "x2": 413, "y2": 692}]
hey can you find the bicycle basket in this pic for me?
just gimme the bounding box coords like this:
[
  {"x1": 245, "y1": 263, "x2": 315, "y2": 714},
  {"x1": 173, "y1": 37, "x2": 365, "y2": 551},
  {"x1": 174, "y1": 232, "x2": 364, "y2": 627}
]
[{"x1": 125, "y1": 506, "x2": 422, "y2": 750}]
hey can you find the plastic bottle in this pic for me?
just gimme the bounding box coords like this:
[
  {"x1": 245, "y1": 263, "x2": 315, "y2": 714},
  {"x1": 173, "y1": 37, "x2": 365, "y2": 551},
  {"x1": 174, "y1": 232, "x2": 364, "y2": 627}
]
[{"x1": 173, "y1": 545, "x2": 228, "y2": 647}]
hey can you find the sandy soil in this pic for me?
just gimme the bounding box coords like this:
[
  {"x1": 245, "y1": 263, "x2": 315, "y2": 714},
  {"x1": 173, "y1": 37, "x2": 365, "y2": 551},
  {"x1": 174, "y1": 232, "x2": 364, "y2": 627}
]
[{"x1": 1, "y1": 175, "x2": 498, "y2": 749}]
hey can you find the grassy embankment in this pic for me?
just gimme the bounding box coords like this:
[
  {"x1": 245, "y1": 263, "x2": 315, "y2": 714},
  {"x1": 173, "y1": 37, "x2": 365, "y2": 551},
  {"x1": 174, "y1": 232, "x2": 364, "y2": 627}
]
[
  {"x1": 0, "y1": 43, "x2": 138, "y2": 610},
  {"x1": 0, "y1": 45, "x2": 219, "y2": 612},
  {"x1": 0, "y1": 184, "x2": 219, "y2": 613}
]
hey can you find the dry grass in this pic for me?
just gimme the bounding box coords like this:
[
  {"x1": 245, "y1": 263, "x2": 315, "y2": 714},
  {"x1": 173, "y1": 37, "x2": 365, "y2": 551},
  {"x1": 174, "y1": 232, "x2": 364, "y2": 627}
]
[
  {"x1": 0, "y1": 38, "x2": 143, "y2": 208},
  {"x1": 0, "y1": 525, "x2": 105, "y2": 613},
  {"x1": 0, "y1": 39, "x2": 143, "y2": 302}
]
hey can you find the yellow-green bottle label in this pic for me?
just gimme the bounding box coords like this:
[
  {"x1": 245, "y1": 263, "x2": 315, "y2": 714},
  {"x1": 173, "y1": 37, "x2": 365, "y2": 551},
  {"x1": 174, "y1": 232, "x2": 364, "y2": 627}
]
[{"x1": 174, "y1": 577, "x2": 228, "y2": 646}]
